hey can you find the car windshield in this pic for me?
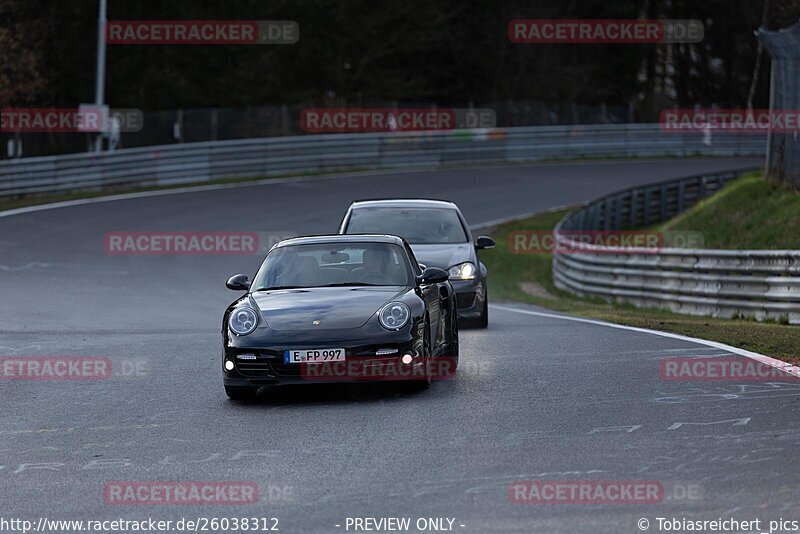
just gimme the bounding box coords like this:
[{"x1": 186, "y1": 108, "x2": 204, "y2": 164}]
[
  {"x1": 252, "y1": 242, "x2": 412, "y2": 289},
  {"x1": 346, "y1": 207, "x2": 468, "y2": 244}
]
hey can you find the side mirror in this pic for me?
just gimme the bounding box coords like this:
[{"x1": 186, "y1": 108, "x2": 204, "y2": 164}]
[
  {"x1": 418, "y1": 263, "x2": 428, "y2": 271},
  {"x1": 476, "y1": 236, "x2": 495, "y2": 250},
  {"x1": 417, "y1": 267, "x2": 449, "y2": 284},
  {"x1": 226, "y1": 274, "x2": 251, "y2": 291}
]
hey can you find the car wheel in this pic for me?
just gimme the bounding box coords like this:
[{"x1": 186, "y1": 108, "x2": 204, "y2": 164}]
[
  {"x1": 225, "y1": 386, "x2": 259, "y2": 400},
  {"x1": 476, "y1": 288, "x2": 488, "y2": 329}
]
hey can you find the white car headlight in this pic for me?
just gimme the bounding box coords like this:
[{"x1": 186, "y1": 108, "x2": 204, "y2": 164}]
[
  {"x1": 229, "y1": 306, "x2": 258, "y2": 336},
  {"x1": 448, "y1": 262, "x2": 477, "y2": 280},
  {"x1": 379, "y1": 302, "x2": 410, "y2": 330}
]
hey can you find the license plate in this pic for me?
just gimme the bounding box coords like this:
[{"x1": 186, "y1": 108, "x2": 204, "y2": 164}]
[{"x1": 284, "y1": 348, "x2": 346, "y2": 364}]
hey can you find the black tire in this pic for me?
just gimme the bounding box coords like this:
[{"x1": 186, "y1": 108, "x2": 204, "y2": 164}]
[
  {"x1": 476, "y1": 288, "x2": 489, "y2": 329},
  {"x1": 225, "y1": 386, "x2": 259, "y2": 400}
]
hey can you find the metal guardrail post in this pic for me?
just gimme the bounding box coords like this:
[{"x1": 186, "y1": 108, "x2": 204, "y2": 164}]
[
  {"x1": 677, "y1": 180, "x2": 686, "y2": 212},
  {"x1": 659, "y1": 184, "x2": 668, "y2": 221},
  {"x1": 613, "y1": 194, "x2": 623, "y2": 230}
]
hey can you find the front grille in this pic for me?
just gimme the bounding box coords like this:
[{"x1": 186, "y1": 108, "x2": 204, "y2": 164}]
[
  {"x1": 456, "y1": 292, "x2": 476, "y2": 309},
  {"x1": 234, "y1": 349, "x2": 282, "y2": 378},
  {"x1": 235, "y1": 361, "x2": 276, "y2": 377}
]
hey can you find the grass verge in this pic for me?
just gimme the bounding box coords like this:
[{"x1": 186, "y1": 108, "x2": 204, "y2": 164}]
[
  {"x1": 481, "y1": 207, "x2": 800, "y2": 364},
  {"x1": 658, "y1": 171, "x2": 800, "y2": 249}
]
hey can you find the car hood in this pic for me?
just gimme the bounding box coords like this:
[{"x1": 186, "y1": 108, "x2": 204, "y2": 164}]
[
  {"x1": 410, "y1": 243, "x2": 474, "y2": 270},
  {"x1": 250, "y1": 286, "x2": 407, "y2": 331}
]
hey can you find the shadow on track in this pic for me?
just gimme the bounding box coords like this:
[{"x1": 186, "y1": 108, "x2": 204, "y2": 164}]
[{"x1": 223, "y1": 381, "x2": 438, "y2": 407}]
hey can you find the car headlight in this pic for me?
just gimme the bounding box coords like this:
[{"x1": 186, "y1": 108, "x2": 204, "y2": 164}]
[
  {"x1": 379, "y1": 302, "x2": 410, "y2": 330},
  {"x1": 229, "y1": 306, "x2": 258, "y2": 336},
  {"x1": 448, "y1": 262, "x2": 477, "y2": 280}
]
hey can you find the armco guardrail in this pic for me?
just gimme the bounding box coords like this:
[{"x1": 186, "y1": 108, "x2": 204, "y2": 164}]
[
  {"x1": 552, "y1": 169, "x2": 800, "y2": 325},
  {"x1": 0, "y1": 124, "x2": 766, "y2": 198}
]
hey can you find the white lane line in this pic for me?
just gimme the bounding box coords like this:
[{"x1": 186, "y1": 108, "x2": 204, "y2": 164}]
[{"x1": 490, "y1": 303, "x2": 800, "y2": 379}]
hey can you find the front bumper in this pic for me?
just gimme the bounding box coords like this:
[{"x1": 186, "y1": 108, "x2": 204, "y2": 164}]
[
  {"x1": 223, "y1": 326, "x2": 429, "y2": 387},
  {"x1": 450, "y1": 278, "x2": 486, "y2": 320}
]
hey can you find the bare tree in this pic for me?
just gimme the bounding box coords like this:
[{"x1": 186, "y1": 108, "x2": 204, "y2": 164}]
[{"x1": 747, "y1": 0, "x2": 770, "y2": 110}]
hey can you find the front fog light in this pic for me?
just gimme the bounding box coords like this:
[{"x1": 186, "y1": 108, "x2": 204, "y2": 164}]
[
  {"x1": 224, "y1": 360, "x2": 235, "y2": 371},
  {"x1": 402, "y1": 354, "x2": 413, "y2": 364}
]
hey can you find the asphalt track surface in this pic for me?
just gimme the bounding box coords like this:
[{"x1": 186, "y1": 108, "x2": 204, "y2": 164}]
[{"x1": 2, "y1": 157, "x2": 799, "y2": 533}]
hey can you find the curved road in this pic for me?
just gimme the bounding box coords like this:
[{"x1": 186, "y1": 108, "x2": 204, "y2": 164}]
[{"x1": 2, "y1": 157, "x2": 798, "y2": 533}]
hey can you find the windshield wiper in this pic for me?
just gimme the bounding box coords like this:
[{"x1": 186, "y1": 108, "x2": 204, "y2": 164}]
[{"x1": 252, "y1": 285, "x2": 307, "y2": 291}]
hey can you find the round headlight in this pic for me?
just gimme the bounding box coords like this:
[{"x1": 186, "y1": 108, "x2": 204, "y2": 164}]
[
  {"x1": 379, "y1": 302, "x2": 410, "y2": 330},
  {"x1": 449, "y1": 262, "x2": 477, "y2": 280},
  {"x1": 229, "y1": 306, "x2": 258, "y2": 336}
]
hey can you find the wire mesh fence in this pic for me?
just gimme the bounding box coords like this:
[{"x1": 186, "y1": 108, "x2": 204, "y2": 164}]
[{"x1": 0, "y1": 101, "x2": 639, "y2": 160}]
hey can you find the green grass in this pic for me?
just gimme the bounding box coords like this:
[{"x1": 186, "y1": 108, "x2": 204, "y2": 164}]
[
  {"x1": 658, "y1": 171, "x2": 800, "y2": 249},
  {"x1": 482, "y1": 206, "x2": 800, "y2": 364}
]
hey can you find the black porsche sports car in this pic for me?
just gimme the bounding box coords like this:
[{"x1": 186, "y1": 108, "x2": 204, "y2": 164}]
[
  {"x1": 221, "y1": 234, "x2": 459, "y2": 399},
  {"x1": 338, "y1": 199, "x2": 495, "y2": 327}
]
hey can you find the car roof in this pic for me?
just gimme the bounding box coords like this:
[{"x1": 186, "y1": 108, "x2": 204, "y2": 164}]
[
  {"x1": 274, "y1": 234, "x2": 407, "y2": 248},
  {"x1": 349, "y1": 199, "x2": 458, "y2": 210}
]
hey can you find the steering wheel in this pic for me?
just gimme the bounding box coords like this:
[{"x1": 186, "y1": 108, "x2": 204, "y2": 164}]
[{"x1": 357, "y1": 273, "x2": 394, "y2": 284}]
